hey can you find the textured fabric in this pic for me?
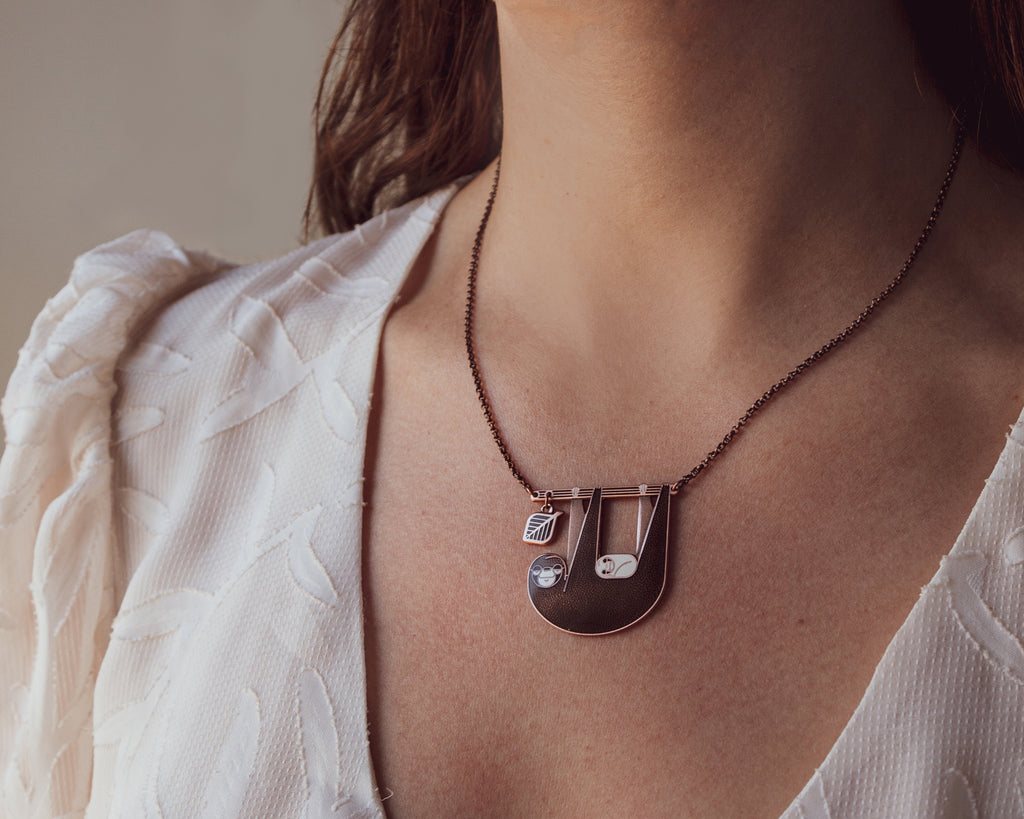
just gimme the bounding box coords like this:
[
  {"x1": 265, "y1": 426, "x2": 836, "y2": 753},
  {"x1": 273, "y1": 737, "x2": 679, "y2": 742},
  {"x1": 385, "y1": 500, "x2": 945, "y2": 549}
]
[{"x1": 3, "y1": 180, "x2": 1024, "y2": 817}]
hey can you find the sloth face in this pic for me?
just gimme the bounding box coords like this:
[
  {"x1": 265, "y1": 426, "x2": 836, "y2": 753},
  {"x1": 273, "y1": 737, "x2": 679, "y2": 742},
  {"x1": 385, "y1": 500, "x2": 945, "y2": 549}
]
[{"x1": 530, "y1": 554, "x2": 566, "y2": 589}]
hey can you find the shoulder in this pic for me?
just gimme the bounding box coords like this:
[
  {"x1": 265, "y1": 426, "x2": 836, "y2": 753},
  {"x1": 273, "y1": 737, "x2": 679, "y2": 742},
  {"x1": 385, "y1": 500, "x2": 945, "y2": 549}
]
[
  {"x1": 4, "y1": 183, "x2": 459, "y2": 416},
  {"x1": 98, "y1": 182, "x2": 464, "y2": 548},
  {"x1": 0, "y1": 182, "x2": 461, "y2": 814},
  {"x1": 110, "y1": 183, "x2": 462, "y2": 434},
  {"x1": 131, "y1": 181, "x2": 461, "y2": 363},
  {"x1": 0, "y1": 230, "x2": 227, "y2": 815},
  {"x1": 3, "y1": 230, "x2": 223, "y2": 414},
  {"x1": 1, "y1": 183, "x2": 463, "y2": 545},
  {"x1": 134, "y1": 191, "x2": 454, "y2": 376}
]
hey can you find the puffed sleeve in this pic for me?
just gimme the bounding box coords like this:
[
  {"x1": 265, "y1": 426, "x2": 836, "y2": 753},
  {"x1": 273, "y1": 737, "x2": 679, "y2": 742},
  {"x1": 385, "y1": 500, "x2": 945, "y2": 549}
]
[{"x1": 0, "y1": 231, "x2": 226, "y2": 818}]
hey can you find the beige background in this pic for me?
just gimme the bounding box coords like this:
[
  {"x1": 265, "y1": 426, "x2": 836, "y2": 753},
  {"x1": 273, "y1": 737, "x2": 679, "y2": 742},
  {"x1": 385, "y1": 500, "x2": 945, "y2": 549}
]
[{"x1": 0, "y1": 0, "x2": 348, "y2": 394}]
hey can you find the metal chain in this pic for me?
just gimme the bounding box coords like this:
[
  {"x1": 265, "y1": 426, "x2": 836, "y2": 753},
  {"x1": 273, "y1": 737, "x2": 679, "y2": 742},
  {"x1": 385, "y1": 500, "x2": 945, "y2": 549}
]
[{"x1": 464, "y1": 124, "x2": 967, "y2": 498}]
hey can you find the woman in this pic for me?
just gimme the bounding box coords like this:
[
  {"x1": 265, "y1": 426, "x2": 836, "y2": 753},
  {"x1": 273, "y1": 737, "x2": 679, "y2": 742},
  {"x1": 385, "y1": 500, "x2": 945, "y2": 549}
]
[{"x1": 4, "y1": 0, "x2": 1024, "y2": 816}]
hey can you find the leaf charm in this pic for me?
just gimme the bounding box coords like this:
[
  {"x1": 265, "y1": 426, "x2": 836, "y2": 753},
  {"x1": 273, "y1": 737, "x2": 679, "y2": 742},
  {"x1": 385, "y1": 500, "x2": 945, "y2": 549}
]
[{"x1": 523, "y1": 510, "x2": 563, "y2": 545}]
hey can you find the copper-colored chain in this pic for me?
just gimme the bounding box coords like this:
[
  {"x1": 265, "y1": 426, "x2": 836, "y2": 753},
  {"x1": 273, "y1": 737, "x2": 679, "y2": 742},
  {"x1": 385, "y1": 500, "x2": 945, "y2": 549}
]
[{"x1": 464, "y1": 124, "x2": 967, "y2": 498}]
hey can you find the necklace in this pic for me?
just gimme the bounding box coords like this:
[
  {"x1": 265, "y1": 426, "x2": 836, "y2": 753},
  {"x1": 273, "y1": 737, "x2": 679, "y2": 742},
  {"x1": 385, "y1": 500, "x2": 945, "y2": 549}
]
[{"x1": 465, "y1": 125, "x2": 967, "y2": 636}]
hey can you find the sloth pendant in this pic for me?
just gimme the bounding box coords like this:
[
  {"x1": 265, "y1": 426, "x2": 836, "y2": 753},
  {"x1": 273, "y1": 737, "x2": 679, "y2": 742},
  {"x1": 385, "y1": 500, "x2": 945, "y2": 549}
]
[{"x1": 522, "y1": 484, "x2": 672, "y2": 635}]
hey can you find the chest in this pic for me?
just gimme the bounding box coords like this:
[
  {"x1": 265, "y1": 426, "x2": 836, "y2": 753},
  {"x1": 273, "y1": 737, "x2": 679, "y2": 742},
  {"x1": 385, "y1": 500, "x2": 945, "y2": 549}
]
[{"x1": 360, "y1": 326, "x2": 1013, "y2": 818}]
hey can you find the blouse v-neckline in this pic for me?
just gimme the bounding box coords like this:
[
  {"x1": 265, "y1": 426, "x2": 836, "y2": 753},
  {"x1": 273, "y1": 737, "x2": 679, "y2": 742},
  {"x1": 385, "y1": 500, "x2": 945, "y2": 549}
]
[
  {"x1": 776, "y1": 414, "x2": 1024, "y2": 815},
  {"x1": 353, "y1": 180, "x2": 1024, "y2": 817}
]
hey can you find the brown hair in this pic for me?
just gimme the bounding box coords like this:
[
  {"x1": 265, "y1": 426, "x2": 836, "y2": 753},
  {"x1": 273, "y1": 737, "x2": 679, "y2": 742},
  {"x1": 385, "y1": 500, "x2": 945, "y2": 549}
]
[
  {"x1": 305, "y1": 0, "x2": 1024, "y2": 238},
  {"x1": 304, "y1": 0, "x2": 500, "y2": 237},
  {"x1": 904, "y1": 0, "x2": 1024, "y2": 167}
]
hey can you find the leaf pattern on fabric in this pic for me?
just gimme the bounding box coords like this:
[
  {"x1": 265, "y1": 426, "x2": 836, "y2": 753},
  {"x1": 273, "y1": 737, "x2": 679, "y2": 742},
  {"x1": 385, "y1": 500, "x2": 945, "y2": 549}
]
[
  {"x1": 139, "y1": 681, "x2": 184, "y2": 819},
  {"x1": 117, "y1": 342, "x2": 193, "y2": 376},
  {"x1": 247, "y1": 463, "x2": 277, "y2": 546},
  {"x1": 795, "y1": 770, "x2": 833, "y2": 819},
  {"x1": 336, "y1": 479, "x2": 363, "y2": 510},
  {"x1": 0, "y1": 454, "x2": 48, "y2": 527},
  {"x1": 114, "y1": 406, "x2": 166, "y2": 445},
  {"x1": 117, "y1": 487, "x2": 170, "y2": 535},
  {"x1": 39, "y1": 459, "x2": 109, "y2": 634},
  {"x1": 3, "y1": 405, "x2": 54, "y2": 447},
  {"x1": 299, "y1": 668, "x2": 352, "y2": 818},
  {"x1": 112, "y1": 589, "x2": 215, "y2": 642},
  {"x1": 0, "y1": 230, "x2": 210, "y2": 813},
  {"x1": 43, "y1": 338, "x2": 93, "y2": 381},
  {"x1": 199, "y1": 297, "x2": 361, "y2": 443},
  {"x1": 145, "y1": 748, "x2": 167, "y2": 819},
  {"x1": 940, "y1": 769, "x2": 979, "y2": 819},
  {"x1": 279, "y1": 507, "x2": 337, "y2": 607},
  {"x1": 934, "y1": 552, "x2": 1024, "y2": 683},
  {"x1": 102, "y1": 483, "x2": 340, "y2": 811},
  {"x1": 48, "y1": 680, "x2": 95, "y2": 813},
  {"x1": 95, "y1": 679, "x2": 166, "y2": 748},
  {"x1": 102, "y1": 493, "x2": 337, "y2": 813},
  {"x1": 104, "y1": 677, "x2": 174, "y2": 819},
  {"x1": 313, "y1": 375, "x2": 359, "y2": 444},
  {"x1": 106, "y1": 617, "x2": 203, "y2": 818},
  {"x1": 293, "y1": 256, "x2": 390, "y2": 301},
  {"x1": 231, "y1": 467, "x2": 341, "y2": 606},
  {"x1": 201, "y1": 689, "x2": 262, "y2": 819},
  {"x1": 1004, "y1": 525, "x2": 1024, "y2": 566}
]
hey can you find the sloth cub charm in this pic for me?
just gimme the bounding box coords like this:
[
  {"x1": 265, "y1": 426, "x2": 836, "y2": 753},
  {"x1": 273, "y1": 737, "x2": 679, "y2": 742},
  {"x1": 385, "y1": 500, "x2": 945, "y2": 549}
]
[{"x1": 525, "y1": 484, "x2": 671, "y2": 635}]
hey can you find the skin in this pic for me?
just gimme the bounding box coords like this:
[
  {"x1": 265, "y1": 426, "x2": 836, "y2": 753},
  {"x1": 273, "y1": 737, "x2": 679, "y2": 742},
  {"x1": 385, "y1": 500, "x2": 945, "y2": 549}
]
[{"x1": 362, "y1": 1, "x2": 1024, "y2": 816}]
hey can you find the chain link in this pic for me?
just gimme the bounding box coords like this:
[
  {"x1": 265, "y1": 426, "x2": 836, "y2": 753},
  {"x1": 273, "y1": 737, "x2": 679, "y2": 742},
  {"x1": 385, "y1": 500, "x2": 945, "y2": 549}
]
[{"x1": 464, "y1": 124, "x2": 967, "y2": 498}]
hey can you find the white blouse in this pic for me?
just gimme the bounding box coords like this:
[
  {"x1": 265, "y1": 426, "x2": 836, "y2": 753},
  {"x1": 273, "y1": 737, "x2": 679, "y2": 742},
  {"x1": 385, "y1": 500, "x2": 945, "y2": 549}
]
[{"x1": 3, "y1": 181, "x2": 1024, "y2": 818}]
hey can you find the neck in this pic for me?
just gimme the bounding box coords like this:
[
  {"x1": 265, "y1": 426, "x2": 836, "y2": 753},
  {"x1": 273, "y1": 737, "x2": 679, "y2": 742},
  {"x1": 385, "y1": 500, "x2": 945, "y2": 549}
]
[{"x1": 483, "y1": 0, "x2": 959, "y2": 360}]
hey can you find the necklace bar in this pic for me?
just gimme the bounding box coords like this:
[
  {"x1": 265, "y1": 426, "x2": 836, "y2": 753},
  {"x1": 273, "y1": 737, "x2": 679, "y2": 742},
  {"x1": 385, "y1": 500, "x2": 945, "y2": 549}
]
[{"x1": 530, "y1": 484, "x2": 677, "y2": 503}]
